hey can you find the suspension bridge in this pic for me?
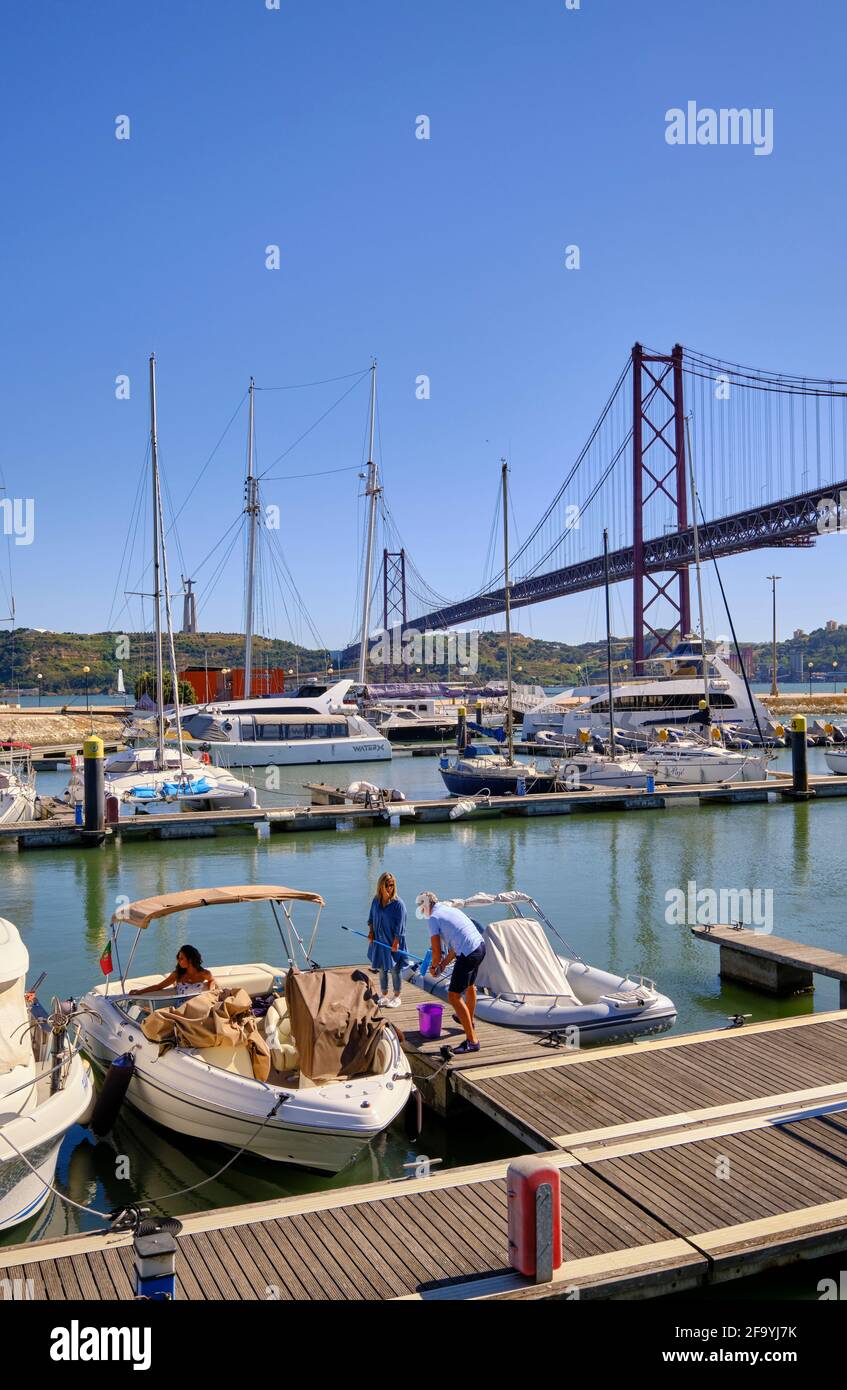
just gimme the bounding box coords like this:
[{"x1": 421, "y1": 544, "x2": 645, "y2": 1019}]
[{"x1": 344, "y1": 343, "x2": 847, "y2": 671}]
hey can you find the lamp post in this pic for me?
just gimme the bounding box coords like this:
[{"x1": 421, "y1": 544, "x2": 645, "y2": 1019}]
[
  {"x1": 221, "y1": 667, "x2": 230, "y2": 699},
  {"x1": 83, "y1": 666, "x2": 90, "y2": 714},
  {"x1": 834, "y1": 661, "x2": 838, "y2": 694},
  {"x1": 36, "y1": 673, "x2": 42, "y2": 707},
  {"x1": 766, "y1": 575, "x2": 781, "y2": 696},
  {"x1": 808, "y1": 661, "x2": 813, "y2": 697}
]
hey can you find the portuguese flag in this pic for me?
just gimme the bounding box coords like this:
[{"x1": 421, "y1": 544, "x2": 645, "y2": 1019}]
[{"x1": 99, "y1": 940, "x2": 113, "y2": 976}]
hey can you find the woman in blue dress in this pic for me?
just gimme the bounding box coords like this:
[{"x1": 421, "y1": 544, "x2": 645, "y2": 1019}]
[{"x1": 367, "y1": 872, "x2": 407, "y2": 1008}]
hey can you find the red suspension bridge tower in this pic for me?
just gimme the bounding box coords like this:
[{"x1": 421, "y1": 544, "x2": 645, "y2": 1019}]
[{"x1": 632, "y1": 342, "x2": 691, "y2": 670}]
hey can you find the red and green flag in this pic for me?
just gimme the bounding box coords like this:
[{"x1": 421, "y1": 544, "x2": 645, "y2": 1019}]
[{"x1": 99, "y1": 940, "x2": 113, "y2": 976}]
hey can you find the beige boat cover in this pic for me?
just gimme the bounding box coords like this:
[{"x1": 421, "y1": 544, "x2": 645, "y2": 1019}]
[
  {"x1": 475, "y1": 918, "x2": 579, "y2": 1003},
  {"x1": 284, "y1": 968, "x2": 385, "y2": 1084},
  {"x1": 114, "y1": 885, "x2": 324, "y2": 930},
  {"x1": 141, "y1": 988, "x2": 271, "y2": 1082}
]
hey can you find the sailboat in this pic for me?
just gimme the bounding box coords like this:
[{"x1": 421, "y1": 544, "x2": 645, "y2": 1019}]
[
  {"x1": 439, "y1": 461, "x2": 562, "y2": 796},
  {"x1": 0, "y1": 744, "x2": 37, "y2": 824},
  {"x1": 179, "y1": 367, "x2": 390, "y2": 767},
  {"x1": 65, "y1": 358, "x2": 258, "y2": 815}
]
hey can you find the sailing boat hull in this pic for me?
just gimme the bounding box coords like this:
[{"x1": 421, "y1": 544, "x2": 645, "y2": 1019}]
[{"x1": 439, "y1": 764, "x2": 560, "y2": 796}]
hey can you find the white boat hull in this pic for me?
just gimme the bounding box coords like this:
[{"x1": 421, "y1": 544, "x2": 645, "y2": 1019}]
[
  {"x1": 825, "y1": 750, "x2": 847, "y2": 775},
  {"x1": 0, "y1": 1055, "x2": 93, "y2": 1233},
  {"x1": 403, "y1": 956, "x2": 677, "y2": 1043},
  {"x1": 79, "y1": 985, "x2": 410, "y2": 1173},
  {"x1": 0, "y1": 785, "x2": 37, "y2": 825},
  {"x1": 642, "y1": 751, "x2": 769, "y2": 784},
  {"x1": 206, "y1": 736, "x2": 391, "y2": 768}
]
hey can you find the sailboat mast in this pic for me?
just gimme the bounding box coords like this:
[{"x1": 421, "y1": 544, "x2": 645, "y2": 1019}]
[
  {"x1": 685, "y1": 415, "x2": 711, "y2": 720},
  {"x1": 603, "y1": 528, "x2": 617, "y2": 758},
  {"x1": 357, "y1": 359, "x2": 379, "y2": 685},
  {"x1": 244, "y1": 377, "x2": 259, "y2": 699},
  {"x1": 502, "y1": 459, "x2": 515, "y2": 764},
  {"x1": 149, "y1": 354, "x2": 166, "y2": 768},
  {"x1": 154, "y1": 439, "x2": 186, "y2": 779}
]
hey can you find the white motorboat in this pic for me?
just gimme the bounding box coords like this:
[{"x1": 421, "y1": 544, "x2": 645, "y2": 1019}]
[
  {"x1": 0, "y1": 745, "x2": 37, "y2": 824},
  {"x1": 64, "y1": 745, "x2": 258, "y2": 815},
  {"x1": 179, "y1": 706, "x2": 392, "y2": 772},
  {"x1": 78, "y1": 886, "x2": 412, "y2": 1173},
  {"x1": 523, "y1": 638, "x2": 772, "y2": 743},
  {"x1": 0, "y1": 918, "x2": 94, "y2": 1232},
  {"x1": 405, "y1": 891, "x2": 676, "y2": 1042},
  {"x1": 368, "y1": 703, "x2": 459, "y2": 744},
  {"x1": 825, "y1": 748, "x2": 847, "y2": 775}
]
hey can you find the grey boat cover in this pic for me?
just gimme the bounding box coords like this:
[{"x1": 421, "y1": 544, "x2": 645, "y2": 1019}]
[
  {"x1": 475, "y1": 918, "x2": 579, "y2": 1003},
  {"x1": 285, "y1": 968, "x2": 386, "y2": 1084}
]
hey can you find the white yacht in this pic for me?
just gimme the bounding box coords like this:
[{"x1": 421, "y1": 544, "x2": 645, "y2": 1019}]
[
  {"x1": 78, "y1": 886, "x2": 411, "y2": 1172},
  {"x1": 825, "y1": 748, "x2": 847, "y2": 775},
  {"x1": 180, "y1": 680, "x2": 391, "y2": 766},
  {"x1": 0, "y1": 745, "x2": 37, "y2": 824},
  {"x1": 1, "y1": 918, "x2": 93, "y2": 1232},
  {"x1": 523, "y1": 639, "x2": 771, "y2": 744}
]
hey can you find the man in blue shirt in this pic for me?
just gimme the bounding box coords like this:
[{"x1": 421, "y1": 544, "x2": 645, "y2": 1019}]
[{"x1": 416, "y1": 891, "x2": 486, "y2": 1053}]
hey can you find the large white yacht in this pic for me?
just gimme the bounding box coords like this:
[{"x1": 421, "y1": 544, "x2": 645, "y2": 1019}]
[
  {"x1": 179, "y1": 679, "x2": 391, "y2": 766},
  {"x1": 523, "y1": 639, "x2": 770, "y2": 744}
]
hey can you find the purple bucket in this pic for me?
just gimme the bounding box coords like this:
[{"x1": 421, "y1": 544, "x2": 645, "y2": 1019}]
[{"x1": 417, "y1": 1002, "x2": 444, "y2": 1040}]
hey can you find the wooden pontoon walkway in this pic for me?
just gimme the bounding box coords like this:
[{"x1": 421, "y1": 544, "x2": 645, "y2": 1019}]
[
  {"x1": 6, "y1": 1008, "x2": 847, "y2": 1300},
  {"x1": 4, "y1": 772, "x2": 847, "y2": 849},
  {"x1": 692, "y1": 923, "x2": 847, "y2": 1004}
]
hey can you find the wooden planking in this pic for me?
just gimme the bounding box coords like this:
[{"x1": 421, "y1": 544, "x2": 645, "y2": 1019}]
[
  {"x1": 691, "y1": 924, "x2": 847, "y2": 981},
  {"x1": 456, "y1": 1013, "x2": 847, "y2": 1148}
]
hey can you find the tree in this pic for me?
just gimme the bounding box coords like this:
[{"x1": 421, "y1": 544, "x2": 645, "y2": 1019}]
[{"x1": 134, "y1": 671, "x2": 196, "y2": 706}]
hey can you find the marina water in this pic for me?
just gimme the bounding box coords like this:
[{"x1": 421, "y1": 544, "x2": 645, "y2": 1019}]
[{"x1": 2, "y1": 747, "x2": 842, "y2": 1269}]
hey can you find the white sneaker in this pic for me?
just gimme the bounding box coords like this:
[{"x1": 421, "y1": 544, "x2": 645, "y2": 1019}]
[
  {"x1": 377, "y1": 996, "x2": 390, "y2": 1006},
  {"x1": 386, "y1": 997, "x2": 402, "y2": 1008}
]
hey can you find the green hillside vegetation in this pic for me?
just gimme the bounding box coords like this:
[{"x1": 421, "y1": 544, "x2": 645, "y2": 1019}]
[{"x1": 0, "y1": 624, "x2": 845, "y2": 693}]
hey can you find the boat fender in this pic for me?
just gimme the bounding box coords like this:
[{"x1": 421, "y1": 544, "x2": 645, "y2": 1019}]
[
  {"x1": 404, "y1": 1085, "x2": 423, "y2": 1139},
  {"x1": 89, "y1": 1052, "x2": 135, "y2": 1137}
]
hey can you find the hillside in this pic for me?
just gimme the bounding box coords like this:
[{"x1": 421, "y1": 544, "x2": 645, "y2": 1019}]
[{"x1": 1, "y1": 624, "x2": 845, "y2": 693}]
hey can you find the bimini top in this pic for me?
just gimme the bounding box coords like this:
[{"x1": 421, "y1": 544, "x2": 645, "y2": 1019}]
[
  {"x1": 112, "y1": 885, "x2": 325, "y2": 930},
  {"x1": 443, "y1": 890, "x2": 534, "y2": 911}
]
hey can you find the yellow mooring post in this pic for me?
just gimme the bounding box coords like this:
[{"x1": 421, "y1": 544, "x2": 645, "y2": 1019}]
[
  {"x1": 790, "y1": 715, "x2": 813, "y2": 799},
  {"x1": 82, "y1": 736, "x2": 105, "y2": 832}
]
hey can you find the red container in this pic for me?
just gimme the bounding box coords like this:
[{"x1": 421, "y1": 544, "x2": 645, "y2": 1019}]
[
  {"x1": 105, "y1": 795, "x2": 121, "y2": 826},
  {"x1": 506, "y1": 1156, "x2": 563, "y2": 1278}
]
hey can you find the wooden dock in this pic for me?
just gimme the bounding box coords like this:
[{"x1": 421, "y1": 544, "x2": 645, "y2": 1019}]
[
  {"x1": 5, "y1": 771, "x2": 846, "y2": 851},
  {"x1": 7, "y1": 1007, "x2": 847, "y2": 1301},
  {"x1": 692, "y1": 923, "x2": 847, "y2": 1004}
]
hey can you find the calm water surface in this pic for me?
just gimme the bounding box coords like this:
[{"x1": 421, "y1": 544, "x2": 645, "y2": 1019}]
[{"x1": 3, "y1": 747, "x2": 845, "y2": 1280}]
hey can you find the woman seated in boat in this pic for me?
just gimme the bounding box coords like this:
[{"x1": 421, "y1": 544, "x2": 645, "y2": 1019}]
[
  {"x1": 416, "y1": 891, "x2": 485, "y2": 1054},
  {"x1": 367, "y1": 872, "x2": 407, "y2": 1008},
  {"x1": 128, "y1": 945, "x2": 216, "y2": 1000}
]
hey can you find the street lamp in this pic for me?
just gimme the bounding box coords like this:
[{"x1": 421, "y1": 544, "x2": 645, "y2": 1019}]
[
  {"x1": 36, "y1": 673, "x2": 42, "y2": 707},
  {"x1": 766, "y1": 576, "x2": 781, "y2": 696},
  {"x1": 82, "y1": 665, "x2": 90, "y2": 714},
  {"x1": 808, "y1": 660, "x2": 813, "y2": 697},
  {"x1": 221, "y1": 667, "x2": 231, "y2": 698},
  {"x1": 834, "y1": 660, "x2": 839, "y2": 694}
]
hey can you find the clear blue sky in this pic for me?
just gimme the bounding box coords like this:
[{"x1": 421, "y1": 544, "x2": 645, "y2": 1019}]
[{"x1": 1, "y1": 0, "x2": 845, "y2": 652}]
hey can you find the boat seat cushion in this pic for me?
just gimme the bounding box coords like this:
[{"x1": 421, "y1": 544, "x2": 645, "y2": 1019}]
[{"x1": 201, "y1": 1044, "x2": 256, "y2": 1078}]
